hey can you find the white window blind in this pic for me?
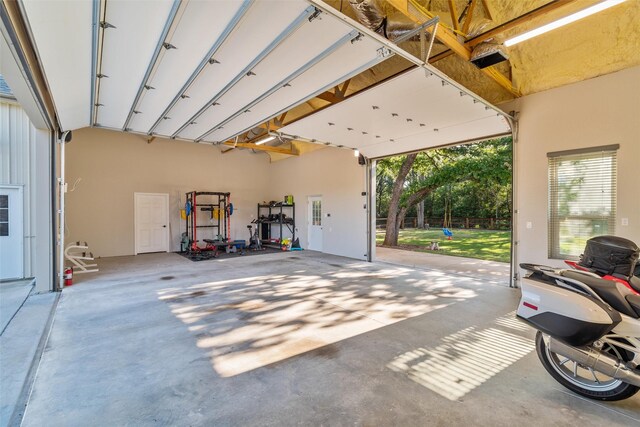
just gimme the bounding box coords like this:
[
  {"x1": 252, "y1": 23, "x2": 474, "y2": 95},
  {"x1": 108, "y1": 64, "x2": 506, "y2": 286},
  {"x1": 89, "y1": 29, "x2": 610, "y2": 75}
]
[{"x1": 548, "y1": 145, "x2": 618, "y2": 259}]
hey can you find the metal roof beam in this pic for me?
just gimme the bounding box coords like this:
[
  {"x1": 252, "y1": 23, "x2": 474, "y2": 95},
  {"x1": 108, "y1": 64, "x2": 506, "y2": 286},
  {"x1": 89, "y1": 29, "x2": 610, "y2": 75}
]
[
  {"x1": 195, "y1": 29, "x2": 359, "y2": 142},
  {"x1": 171, "y1": 5, "x2": 317, "y2": 139},
  {"x1": 146, "y1": 0, "x2": 254, "y2": 135},
  {"x1": 121, "y1": 0, "x2": 182, "y2": 130}
]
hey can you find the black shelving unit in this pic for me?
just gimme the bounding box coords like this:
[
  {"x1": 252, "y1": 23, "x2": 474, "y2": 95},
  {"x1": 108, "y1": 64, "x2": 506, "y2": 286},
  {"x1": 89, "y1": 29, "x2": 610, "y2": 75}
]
[{"x1": 256, "y1": 203, "x2": 295, "y2": 246}]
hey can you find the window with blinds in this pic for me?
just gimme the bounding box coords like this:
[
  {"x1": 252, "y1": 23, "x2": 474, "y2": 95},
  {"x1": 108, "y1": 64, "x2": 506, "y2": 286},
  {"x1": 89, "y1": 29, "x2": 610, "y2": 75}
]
[{"x1": 548, "y1": 145, "x2": 618, "y2": 259}]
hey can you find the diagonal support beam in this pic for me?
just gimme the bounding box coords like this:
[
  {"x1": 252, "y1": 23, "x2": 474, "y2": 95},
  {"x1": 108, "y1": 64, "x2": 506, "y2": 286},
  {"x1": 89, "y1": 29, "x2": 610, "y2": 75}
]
[
  {"x1": 430, "y1": 0, "x2": 577, "y2": 62},
  {"x1": 448, "y1": 0, "x2": 460, "y2": 32},
  {"x1": 387, "y1": 0, "x2": 521, "y2": 97}
]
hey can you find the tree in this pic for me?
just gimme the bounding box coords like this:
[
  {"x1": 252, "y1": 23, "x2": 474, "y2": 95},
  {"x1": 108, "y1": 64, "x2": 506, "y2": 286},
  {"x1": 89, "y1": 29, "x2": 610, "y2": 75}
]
[
  {"x1": 416, "y1": 199, "x2": 425, "y2": 229},
  {"x1": 378, "y1": 138, "x2": 512, "y2": 246},
  {"x1": 382, "y1": 153, "x2": 417, "y2": 246}
]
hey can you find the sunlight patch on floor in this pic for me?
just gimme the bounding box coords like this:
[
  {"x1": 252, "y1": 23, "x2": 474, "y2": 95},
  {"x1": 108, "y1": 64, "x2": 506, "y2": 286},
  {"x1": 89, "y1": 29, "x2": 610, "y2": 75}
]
[
  {"x1": 387, "y1": 312, "x2": 534, "y2": 401},
  {"x1": 158, "y1": 268, "x2": 477, "y2": 377}
]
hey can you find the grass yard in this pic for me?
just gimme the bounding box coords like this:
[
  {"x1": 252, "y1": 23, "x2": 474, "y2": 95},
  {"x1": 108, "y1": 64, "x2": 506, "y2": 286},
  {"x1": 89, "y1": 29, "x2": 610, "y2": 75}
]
[{"x1": 376, "y1": 228, "x2": 511, "y2": 263}]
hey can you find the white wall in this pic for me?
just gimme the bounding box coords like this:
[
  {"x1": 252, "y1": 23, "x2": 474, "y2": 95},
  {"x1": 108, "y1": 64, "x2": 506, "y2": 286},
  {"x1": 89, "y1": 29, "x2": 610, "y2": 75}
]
[
  {"x1": 65, "y1": 128, "x2": 272, "y2": 257},
  {"x1": 0, "y1": 100, "x2": 53, "y2": 291},
  {"x1": 66, "y1": 129, "x2": 369, "y2": 260},
  {"x1": 507, "y1": 66, "x2": 640, "y2": 276},
  {"x1": 267, "y1": 147, "x2": 368, "y2": 260}
]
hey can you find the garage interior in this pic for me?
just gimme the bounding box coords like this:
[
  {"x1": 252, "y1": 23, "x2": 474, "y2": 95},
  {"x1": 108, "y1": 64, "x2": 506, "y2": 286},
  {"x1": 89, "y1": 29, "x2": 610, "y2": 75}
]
[{"x1": 1, "y1": 0, "x2": 639, "y2": 425}]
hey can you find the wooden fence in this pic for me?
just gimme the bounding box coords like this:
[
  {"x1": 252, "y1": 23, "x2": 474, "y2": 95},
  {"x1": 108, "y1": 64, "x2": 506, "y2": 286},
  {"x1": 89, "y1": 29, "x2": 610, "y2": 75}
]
[{"x1": 376, "y1": 217, "x2": 511, "y2": 230}]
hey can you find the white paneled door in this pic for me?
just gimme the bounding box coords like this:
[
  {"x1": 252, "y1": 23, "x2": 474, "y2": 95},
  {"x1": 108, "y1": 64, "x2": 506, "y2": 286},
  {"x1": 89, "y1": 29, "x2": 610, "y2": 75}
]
[
  {"x1": 134, "y1": 193, "x2": 169, "y2": 254},
  {"x1": 0, "y1": 186, "x2": 24, "y2": 280},
  {"x1": 308, "y1": 196, "x2": 323, "y2": 251}
]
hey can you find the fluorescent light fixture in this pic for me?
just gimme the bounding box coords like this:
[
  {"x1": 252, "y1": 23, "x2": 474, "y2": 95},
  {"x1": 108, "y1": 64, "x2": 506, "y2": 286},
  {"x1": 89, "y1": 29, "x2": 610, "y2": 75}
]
[
  {"x1": 254, "y1": 135, "x2": 276, "y2": 145},
  {"x1": 504, "y1": 0, "x2": 627, "y2": 47}
]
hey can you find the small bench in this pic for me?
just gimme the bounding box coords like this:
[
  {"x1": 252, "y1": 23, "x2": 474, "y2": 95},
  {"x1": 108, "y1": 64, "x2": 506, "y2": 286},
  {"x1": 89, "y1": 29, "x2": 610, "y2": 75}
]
[{"x1": 202, "y1": 239, "x2": 245, "y2": 255}]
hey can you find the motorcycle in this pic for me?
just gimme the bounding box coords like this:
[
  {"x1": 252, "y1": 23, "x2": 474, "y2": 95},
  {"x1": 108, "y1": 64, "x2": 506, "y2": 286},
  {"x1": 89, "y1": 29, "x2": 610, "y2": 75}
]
[{"x1": 517, "y1": 236, "x2": 640, "y2": 401}]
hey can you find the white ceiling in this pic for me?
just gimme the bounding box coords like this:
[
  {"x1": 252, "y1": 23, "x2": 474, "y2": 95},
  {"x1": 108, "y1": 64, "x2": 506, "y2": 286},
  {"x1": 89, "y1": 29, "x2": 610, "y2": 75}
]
[
  {"x1": 16, "y1": 0, "x2": 511, "y2": 157},
  {"x1": 21, "y1": 0, "x2": 93, "y2": 131},
  {"x1": 280, "y1": 67, "x2": 511, "y2": 158},
  {"x1": 19, "y1": 0, "x2": 394, "y2": 142}
]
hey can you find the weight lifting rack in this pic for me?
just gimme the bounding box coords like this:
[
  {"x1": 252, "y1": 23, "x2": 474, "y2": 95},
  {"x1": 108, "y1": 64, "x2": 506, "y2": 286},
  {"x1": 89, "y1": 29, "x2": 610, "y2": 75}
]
[{"x1": 185, "y1": 191, "x2": 231, "y2": 251}]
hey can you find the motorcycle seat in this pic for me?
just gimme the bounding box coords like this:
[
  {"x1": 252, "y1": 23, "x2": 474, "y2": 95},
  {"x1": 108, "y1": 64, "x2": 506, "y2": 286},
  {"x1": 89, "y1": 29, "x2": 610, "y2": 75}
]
[
  {"x1": 626, "y1": 294, "x2": 640, "y2": 318},
  {"x1": 562, "y1": 270, "x2": 639, "y2": 318}
]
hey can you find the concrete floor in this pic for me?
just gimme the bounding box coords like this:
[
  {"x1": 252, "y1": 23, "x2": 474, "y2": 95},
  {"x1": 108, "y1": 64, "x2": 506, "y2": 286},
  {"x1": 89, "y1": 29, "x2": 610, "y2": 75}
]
[
  {"x1": 20, "y1": 251, "x2": 640, "y2": 426},
  {"x1": 375, "y1": 246, "x2": 511, "y2": 286},
  {"x1": 1, "y1": 289, "x2": 57, "y2": 424},
  {"x1": 0, "y1": 278, "x2": 35, "y2": 334}
]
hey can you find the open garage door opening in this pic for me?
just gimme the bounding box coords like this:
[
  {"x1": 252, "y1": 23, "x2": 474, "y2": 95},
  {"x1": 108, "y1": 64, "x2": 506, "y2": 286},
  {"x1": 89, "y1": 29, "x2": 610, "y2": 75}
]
[{"x1": 373, "y1": 136, "x2": 513, "y2": 284}]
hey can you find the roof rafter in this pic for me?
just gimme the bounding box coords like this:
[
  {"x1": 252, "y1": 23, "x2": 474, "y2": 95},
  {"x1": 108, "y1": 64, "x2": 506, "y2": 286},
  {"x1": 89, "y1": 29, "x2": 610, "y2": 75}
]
[
  {"x1": 430, "y1": 0, "x2": 578, "y2": 63},
  {"x1": 219, "y1": 79, "x2": 352, "y2": 155},
  {"x1": 387, "y1": 0, "x2": 521, "y2": 97},
  {"x1": 448, "y1": 0, "x2": 460, "y2": 32}
]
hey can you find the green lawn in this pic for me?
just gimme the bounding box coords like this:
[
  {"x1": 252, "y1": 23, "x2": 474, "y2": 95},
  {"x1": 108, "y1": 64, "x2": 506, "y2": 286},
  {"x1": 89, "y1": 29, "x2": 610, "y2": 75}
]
[{"x1": 376, "y1": 228, "x2": 512, "y2": 263}]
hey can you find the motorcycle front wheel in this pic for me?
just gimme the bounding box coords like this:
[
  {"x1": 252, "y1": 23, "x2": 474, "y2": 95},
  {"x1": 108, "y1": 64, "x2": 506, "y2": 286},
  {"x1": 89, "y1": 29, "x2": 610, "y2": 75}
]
[{"x1": 535, "y1": 331, "x2": 639, "y2": 401}]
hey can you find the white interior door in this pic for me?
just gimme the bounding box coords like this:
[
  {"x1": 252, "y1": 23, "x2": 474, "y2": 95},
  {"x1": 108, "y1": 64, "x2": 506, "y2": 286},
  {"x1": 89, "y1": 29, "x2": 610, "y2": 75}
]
[
  {"x1": 0, "y1": 186, "x2": 24, "y2": 280},
  {"x1": 308, "y1": 196, "x2": 323, "y2": 251},
  {"x1": 135, "y1": 193, "x2": 169, "y2": 254}
]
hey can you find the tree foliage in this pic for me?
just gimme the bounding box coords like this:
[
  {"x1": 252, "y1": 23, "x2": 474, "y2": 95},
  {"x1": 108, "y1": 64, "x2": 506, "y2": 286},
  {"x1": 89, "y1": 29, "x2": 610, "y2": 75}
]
[{"x1": 377, "y1": 138, "x2": 512, "y2": 246}]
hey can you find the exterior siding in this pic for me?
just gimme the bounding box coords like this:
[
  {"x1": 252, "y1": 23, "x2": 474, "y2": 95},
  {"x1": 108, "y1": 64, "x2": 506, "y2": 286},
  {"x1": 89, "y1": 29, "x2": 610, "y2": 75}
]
[{"x1": 1, "y1": 100, "x2": 37, "y2": 277}]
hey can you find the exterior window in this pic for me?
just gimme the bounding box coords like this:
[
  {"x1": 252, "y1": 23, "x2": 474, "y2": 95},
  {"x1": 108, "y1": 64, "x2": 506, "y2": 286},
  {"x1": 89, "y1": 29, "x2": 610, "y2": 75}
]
[
  {"x1": 0, "y1": 195, "x2": 8, "y2": 237},
  {"x1": 548, "y1": 145, "x2": 617, "y2": 259},
  {"x1": 312, "y1": 200, "x2": 322, "y2": 226}
]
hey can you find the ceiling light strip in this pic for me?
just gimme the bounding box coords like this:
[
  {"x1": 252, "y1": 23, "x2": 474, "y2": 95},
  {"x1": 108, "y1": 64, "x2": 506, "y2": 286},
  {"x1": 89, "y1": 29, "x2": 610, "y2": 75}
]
[
  {"x1": 171, "y1": 5, "x2": 317, "y2": 139},
  {"x1": 195, "y1": 29, "x2": 360, "y2": 142},
  {"x1": 121, "y1": 0, "x2": 182, "y2": 130},
  {"x1": 146, "y1": 0, "x2": 255, "y2": 135},
  {"x1": 504, "y1": 0, "x2": 627, "y2": 46},
  {"x1": 216, "y1": 54, "x2": 389, "y2": 144},
  {"x1": 254, "y1": 135, "x2": 276, "y2": 145}
]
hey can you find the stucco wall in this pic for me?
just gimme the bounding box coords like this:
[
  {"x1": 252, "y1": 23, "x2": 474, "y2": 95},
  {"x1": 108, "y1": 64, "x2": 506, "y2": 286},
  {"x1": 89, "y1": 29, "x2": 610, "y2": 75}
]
[
  {"x1": 66, "y1": 128, "x2": 272, "y2": 257},
  {"x1": 267, "y1": 147, "x2": 368, "y2": 260},
  {"x1": 68, "y1": 66, "x2": 639, "y2": 266},
  {"x1": 506, "y1": 65, "x2": 640, "y2": 276},
  {"x1": 66, "y1": 129, "x2": 368, "y2": 260}
]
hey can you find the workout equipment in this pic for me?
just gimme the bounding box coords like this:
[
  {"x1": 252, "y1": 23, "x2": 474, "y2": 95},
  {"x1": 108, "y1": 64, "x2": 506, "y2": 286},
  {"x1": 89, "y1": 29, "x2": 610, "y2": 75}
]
[
  {"x1": 290, "y1": 238, "x2": 303, "y2": 251},
  {"x1": 184, "y1": 191, "x2": 231, "y2": 253},
  {"x1": 180, "y1": 232, "x2": 189, "y2": 252},
  {"x1": 65, "y1": 241, "x2": 98, "y2": 273},
  {"x1": 247, "y1": 224, "x2": 263, "y2": 251},
  {"x1": 256, "y1": 201, "x2": 295, "y2": 248},
  {"x1": 202, "y1": 239, "x2": 245, "y2": 256}
]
